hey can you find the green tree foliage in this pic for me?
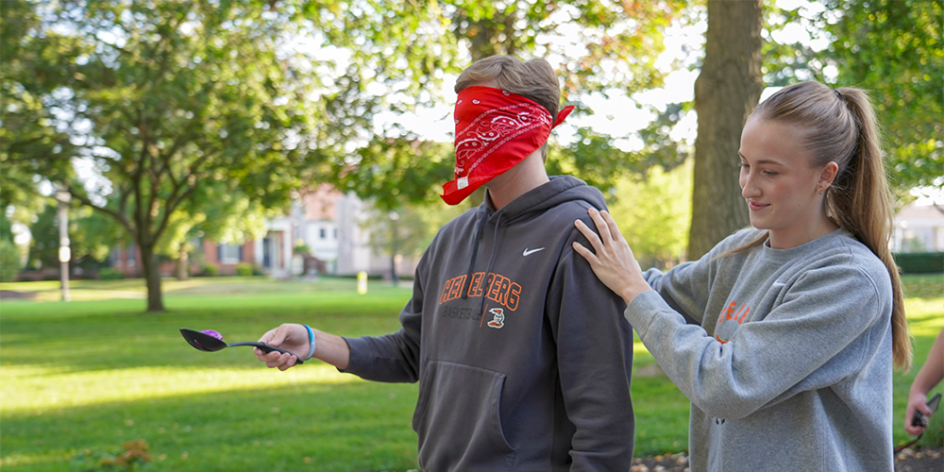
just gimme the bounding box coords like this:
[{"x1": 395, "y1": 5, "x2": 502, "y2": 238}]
[
  {"x1": 550, "y1": 102, "x2": 692, "y2": 191},
  {"x1": 361, "y1": 202, "x2": 464, "y2": 260},
  {"x1": 26, "y1": 201, "x2": 121, "y2": 271},
  {"x1": 813, "y1": 0, "x2": 942, "y2": 190},
  {"x1": 333, "y1": 139, "x2": 455, "y2": 212},
  {"x1": 609, "y1": 160, "x2": 693, "y2": 269},
  {"x1": 333, "y1": 1, "x2": 693, "y2": 258},
  {"x1": 444, "y1": 0, "x2": 684, "y2": 93},
  {"x1": 154, "y1": 182, "x2": 272, "y2": 280},
  {"x1": 1, "y1": 0, "x2": 381, "y2": 311},
  {"x1": 0, "y1": 239, "x2": 22, "y2": 282},
  {"x1": 3, "y1": 0, "x2": 694, "y2": 308},
  {"x1": 359, "y1": 200, "x2": 465, "y2": 280},
  {"x1": 0, "y1": 1, "x2": 77, "y2": 207},
  {"x1": 763, "y1": 0, "x2": 942, "y2": 191},
  {"x1": 0, "y1": 208, "x2": 13, "y2": 244},
  {"x1": 333, "y1": 0, "x2": 690, "y2": 209},
  {"x1": 0, "y1": 0, "x2": 76, "y2": 247},
  {"x1": 309, "y1": 0, "x2": 461, "y2": 108}
]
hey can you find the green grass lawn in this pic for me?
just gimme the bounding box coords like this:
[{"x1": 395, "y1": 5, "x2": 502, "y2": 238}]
[{"x1": 1, "y1": 274, "x2": 941, "y2": 471}]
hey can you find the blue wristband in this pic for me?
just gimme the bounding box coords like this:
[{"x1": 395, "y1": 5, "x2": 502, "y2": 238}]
[{"x1": 303, "y1": 324, "x2": 315, "y2": 361}]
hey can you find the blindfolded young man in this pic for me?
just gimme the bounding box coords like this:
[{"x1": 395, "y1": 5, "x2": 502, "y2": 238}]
[{"x1": 254, "y1": 55, "x2": 636, "y2": 471}]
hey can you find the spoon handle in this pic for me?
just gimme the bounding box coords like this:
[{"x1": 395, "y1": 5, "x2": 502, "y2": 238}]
[{"x1": 229, "y1": 341, "x2": 305, "y2": 364}]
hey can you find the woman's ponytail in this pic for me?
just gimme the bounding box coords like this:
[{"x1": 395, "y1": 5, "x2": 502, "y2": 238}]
[{"x1": 833, "y1": 87, "x2": 911, "y2": 370}]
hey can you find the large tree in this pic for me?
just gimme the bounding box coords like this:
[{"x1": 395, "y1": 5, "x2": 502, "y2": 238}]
[
  {"x1": 0, "y1": 0, "x2": 378, "y2": 311},
  {"x1": 687, "y1": 0, "x2": 764, "y2": 260}
]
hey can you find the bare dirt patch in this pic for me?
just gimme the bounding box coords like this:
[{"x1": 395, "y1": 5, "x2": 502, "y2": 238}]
[{"x1": 626, "y1": 448, "x2": 943, "y2": 471}]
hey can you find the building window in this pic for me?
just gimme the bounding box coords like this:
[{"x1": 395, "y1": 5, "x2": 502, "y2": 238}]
[
  {"x1": 319, "y1": 228, "x2": 326, "y2": 239},
  {"x1": 219, "y1": 244, "x2": 240, "y2": 264},
  {"x1": 333, "y1": 228, "x2": 337, "y2": 239}
]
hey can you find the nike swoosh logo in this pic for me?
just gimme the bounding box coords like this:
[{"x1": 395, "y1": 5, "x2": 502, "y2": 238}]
[{"x1": 523, "y1": 247, "x2": 545, "y2": 256}]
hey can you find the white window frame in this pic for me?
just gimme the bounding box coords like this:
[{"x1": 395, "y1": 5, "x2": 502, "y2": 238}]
[{"x1": 220, "y1": 244, "x2": 240, "y2": 264}]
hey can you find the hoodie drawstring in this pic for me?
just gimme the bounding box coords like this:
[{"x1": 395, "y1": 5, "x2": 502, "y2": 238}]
[
  {"x1": 475, "y1": 212, "x2": 503, "y2": 317},
  {"x1": 461, "y1": 207, "x2": 488, "y2": 300},
  {"x1": 460, "y1": 208, "x2": 505, "y2": 322}
]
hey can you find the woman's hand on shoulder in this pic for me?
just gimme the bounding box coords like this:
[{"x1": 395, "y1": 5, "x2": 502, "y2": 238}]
[{"x1": 573, "y1": 208, "x2": 651, "y2": 304}]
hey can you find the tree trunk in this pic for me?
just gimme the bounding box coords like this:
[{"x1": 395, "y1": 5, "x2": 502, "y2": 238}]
[
  {"x1": 688, "y1": 0, "x2": 764, "y2": 260},
  {"x1": 175, "y1": 247, "x2": 189, "y2": 281},
  {"x1": 139, "y1": 242, "x2": 165, "y2": 312}
]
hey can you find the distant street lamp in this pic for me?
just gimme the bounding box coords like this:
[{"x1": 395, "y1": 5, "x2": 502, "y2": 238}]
[
  {"x1": 55, "y1": 189, "x2": 71, "y2": 302},
  {"x1": 388, "y1": 211, "x2": 399, "y2": 286}
]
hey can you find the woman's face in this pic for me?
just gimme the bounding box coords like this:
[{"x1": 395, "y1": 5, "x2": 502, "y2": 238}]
[{"x1": 738, "y1": 117, "x2": 835, "y2": 248}]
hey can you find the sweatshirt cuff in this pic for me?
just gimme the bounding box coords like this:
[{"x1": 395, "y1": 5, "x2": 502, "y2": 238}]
[
  {"x1": 623, "y1": 290, "x2": 665, "y2": 338},
  {"x1": 337, "y1": 336, "x2": 363, "y2": 374}
]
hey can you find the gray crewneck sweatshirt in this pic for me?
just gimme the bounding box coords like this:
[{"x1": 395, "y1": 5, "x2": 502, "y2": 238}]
[
  {"x1": 627, "y1": 228, "x2": 894, "y2": 472},
  {"x1": 343, "y1": 176, "x2": 635, "y2": 471}
]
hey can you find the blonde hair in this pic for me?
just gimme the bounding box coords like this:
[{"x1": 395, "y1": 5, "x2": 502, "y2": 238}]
[
  {"x1": 455, "y1": 55, "x2": 560, "y2": 117},
  {"x1": 455, "y1": 56, "x2": 562, "y2": 159},
  {"x1": 730, "y1": 82, "x2": 911, "y2": 370}
]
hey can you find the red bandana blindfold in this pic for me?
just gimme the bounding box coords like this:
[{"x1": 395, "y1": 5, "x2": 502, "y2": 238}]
[{"x1": 441, "y1": 86, "x2": 574, "y2": 205}]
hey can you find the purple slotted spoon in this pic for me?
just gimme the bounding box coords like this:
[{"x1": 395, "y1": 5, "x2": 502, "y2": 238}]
[{"x1": 179, "y1": 328, "x2": 304, "y2": 364}]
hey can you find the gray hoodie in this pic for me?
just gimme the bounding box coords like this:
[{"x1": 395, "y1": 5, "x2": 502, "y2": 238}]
[
  {"x1": 629, "y1": 228, "x2": 893, "y2": 471},
  {"x1": 343, "y1": 176, "x2": 635, "y2": 471}
]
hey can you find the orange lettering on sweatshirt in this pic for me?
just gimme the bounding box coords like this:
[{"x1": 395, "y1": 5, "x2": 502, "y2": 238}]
[{"x1": 440, "y1": 271, "x2": 522, "y2": 312}]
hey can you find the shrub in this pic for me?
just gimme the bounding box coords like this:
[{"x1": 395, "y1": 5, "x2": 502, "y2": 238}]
[
  {"x1": 294, "y1": 240, "x2": 312, "y2": 255},
  {"x1": 234, "y1": 262, "x2": 254, "y2": 276},
  {"x1": 894, "y1": 252, "x2": 944, "y2": 274},
  {"x1": 336, "y1": 272, "x2": 383, "y2": 280},
  {"x1": 0, "y1": 240, "x2": 21, "y2": 282},
  {"x1": 98, "y1": 268, "x2": 125, "y2": 280},
  {"x1": 200, "y1": 263, "x2": 219, "y2": 277}
]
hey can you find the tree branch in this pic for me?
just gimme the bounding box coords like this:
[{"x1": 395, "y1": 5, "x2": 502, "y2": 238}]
[
  {"x1": 68, "y1": 188, "x2": 136, "y2": 239},
  {"x1": 153, "y1": 181, "x2": 199, "y2": 240}
]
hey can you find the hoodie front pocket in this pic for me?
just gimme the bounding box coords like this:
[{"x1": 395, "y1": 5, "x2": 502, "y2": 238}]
[{"x1": 412, "y1": 360, "x2": 514, "y2": 471}]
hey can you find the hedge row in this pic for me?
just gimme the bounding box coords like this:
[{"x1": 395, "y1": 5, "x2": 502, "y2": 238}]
[{"x1": 893, "y1": 252, "x2": 944, "y2": 274}]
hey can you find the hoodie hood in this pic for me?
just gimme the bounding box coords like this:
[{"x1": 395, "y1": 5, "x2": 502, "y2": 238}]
[{"x1": 483, "y1": 175, "x2": 606, "y2": 224}]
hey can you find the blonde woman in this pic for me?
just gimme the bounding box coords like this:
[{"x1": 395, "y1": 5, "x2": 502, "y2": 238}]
[{"x1": 574, "y1": 81, "x2": 910, "y2": 471}]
